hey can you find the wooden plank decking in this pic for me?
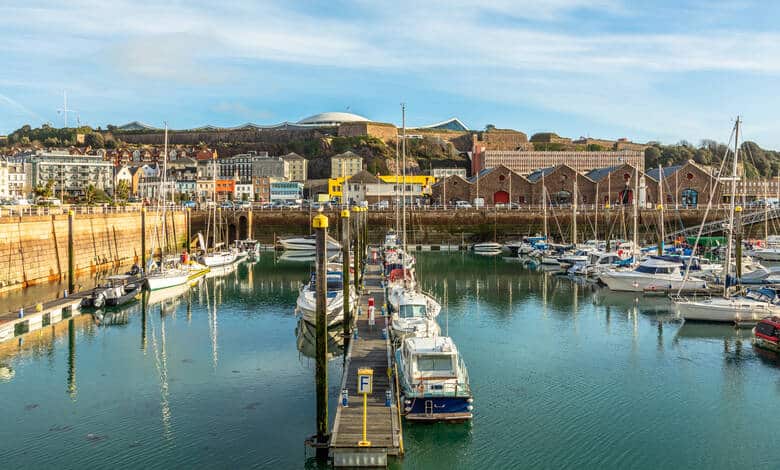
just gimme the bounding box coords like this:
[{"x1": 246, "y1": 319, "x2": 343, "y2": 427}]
[{"x1": 330, "y1": 247, "x2": 402, "y2": 467}]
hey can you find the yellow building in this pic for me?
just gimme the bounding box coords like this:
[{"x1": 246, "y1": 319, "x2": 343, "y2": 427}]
[{"x1": 328, "y1": 175, "x2": 436, "y2": 200}]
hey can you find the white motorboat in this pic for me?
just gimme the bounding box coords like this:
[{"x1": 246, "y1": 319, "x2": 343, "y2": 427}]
[
  {"x1": 384, "y1": 231, "x2": 399, "y2": 249},
  {"x1": 396, "y1": 336, "x2": 474, "y2": 421},
  {"x1": 296, "y1": 271, "x2": 357, "y2": 327},
  {"x1": 751, "y1": 247, "x2": 780, "y2": 261},
  {"x1": 390, "y1": 289, "x2": 441, "y2": 341},
  {"x1": 599, "y1": 257, "x2": 708, "y2": 292},
  {"x1": 279, "y1": 235, "x2": 341, "y2": 251},
  {"x1": 674, "y1": 287, "x2": 780, "y2": 323},
  {"x1": 472, "y1": 242, "x2": 503, "y2": 252},
  {"x1": 567, "y1": 251, "x2": 625, "y2": 277}
]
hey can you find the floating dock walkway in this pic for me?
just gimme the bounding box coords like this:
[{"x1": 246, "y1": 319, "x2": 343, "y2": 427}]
[
  {"x1": 0, "y1": 296, "x2": 84, "y2": 343},
  {"x1": 330, "y1": 247, "x2": 402, "y2": 467}
]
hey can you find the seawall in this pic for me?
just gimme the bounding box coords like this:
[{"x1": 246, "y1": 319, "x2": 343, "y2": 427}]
[{"x1": 0, "y1": 209, "x2": 186, "y2": 292}]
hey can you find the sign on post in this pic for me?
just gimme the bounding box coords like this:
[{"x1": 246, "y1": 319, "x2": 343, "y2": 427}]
[
  {"x1": 357, "y1": 368, "x2": 373, "y2": 447},
  {"x1": 358, "y1": 368, "x2": 373, "y2": 394}
]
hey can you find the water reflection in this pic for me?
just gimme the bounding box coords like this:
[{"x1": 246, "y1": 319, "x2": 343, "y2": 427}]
[
  {"x1": 67, "y1": 318, "x2": 76, "y2": 399},
  {"x1": 295, "y1": 319, "x2": 345, "y2": 361}
]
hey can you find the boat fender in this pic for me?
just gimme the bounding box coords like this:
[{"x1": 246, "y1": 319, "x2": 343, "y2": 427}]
[{"x1": 417, "y1": 383, "x2": 424, "y2": 393}]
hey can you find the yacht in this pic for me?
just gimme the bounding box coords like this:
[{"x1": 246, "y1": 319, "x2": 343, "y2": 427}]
[
  {"x1": 390, "y1": 290, "x2": 441, "y2": 342},
  {"x1": 146, "y1": 257, "x2": 190, "y2": 291},
  {"x1": 396, "y1": 336, "x2": 474, "y2": 421},
  {"x1": 198, "y1": 248, "x2": 238, "y2": 267},
  {"x1": 296, "y1": 269, "x2": 357, "y2": 327},
  {"x1": 674, "y1": 288, "x2": 780, "y2": 323},
  {"x1": 599, "y1": 257, "x2": 708, "y2": 292},
  {"x1": 279, "y1": 235, "x2": 341, "y2": 251}
]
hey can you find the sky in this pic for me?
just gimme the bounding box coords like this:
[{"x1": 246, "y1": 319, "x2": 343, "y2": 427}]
[{"x1": 1, "y1": 0, "x2": 780, "y2": 147}]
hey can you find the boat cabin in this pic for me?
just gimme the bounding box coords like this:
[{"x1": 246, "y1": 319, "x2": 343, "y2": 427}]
[{"x1": 402, "y1": 336, "x2": 460, "y2": 383}]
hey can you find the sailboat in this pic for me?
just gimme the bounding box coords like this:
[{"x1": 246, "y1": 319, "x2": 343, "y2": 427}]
[
  {"x1": 197, "y1": 154, "x2": 238, "y2": 267},
  {"x1": 676, "y1": 117, "x2": 778, "y2": 323},
  {"x1": 146, "y1": 123, "x2": 191, "y2": 291}
]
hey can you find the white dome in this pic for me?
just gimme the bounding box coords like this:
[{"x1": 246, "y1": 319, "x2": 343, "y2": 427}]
[{"x1": 297, "y1": 112, "x2": 369, "y2": 126}]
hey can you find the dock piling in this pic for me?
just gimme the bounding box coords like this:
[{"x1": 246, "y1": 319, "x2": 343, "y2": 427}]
[
  {"x1": 67, "y1": 210, "x2": 75, "y2": 294},
  {"x1": 313, "y1": 211, "x2": 330, "y2": 460},
  {"x1": 342, "y1": 209, "x2": 352, "y2": 341},
  {"x1": 141, "y1": 208, "x2": 147, "y2": 270}
]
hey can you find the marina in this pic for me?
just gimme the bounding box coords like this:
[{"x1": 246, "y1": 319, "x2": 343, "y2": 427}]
[{"x1": 2, "y1": 253, "x2": 780, "y2": 468}]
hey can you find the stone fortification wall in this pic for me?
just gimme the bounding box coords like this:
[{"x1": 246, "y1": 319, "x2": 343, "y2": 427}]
[{"x1": 0, "y1": 211, "x2": 186, "y2": 291}]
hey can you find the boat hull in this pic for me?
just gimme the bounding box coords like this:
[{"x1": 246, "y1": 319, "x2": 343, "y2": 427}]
[
  {"x1": 676, "y1": 300, "x2": 777, "y2": 323},
  {"x1": 600, "y1": 272, "x2": 707, "y2": 292},
  {"x1": 146, "y1": 273, "x2": 190, "y2": 291},
  {"x1": 401, "y1": 396, "x2": 473, "y2": 421}
]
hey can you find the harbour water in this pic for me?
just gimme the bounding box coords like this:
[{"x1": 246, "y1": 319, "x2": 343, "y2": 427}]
[{"x1": 1, "y1": 253, "x2": 779, "y2": 469}]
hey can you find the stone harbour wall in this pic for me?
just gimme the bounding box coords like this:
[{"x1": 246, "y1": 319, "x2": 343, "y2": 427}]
[{"x1": 0, "y1": 211, "x2": 186, "y2": 292}]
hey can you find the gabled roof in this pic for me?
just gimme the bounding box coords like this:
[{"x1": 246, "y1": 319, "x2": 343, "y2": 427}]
[
  {"x1": 585, "y1": 164, "x2": 640, "y2": 182},
  {"x1": 468, "y1": 167, "x2": 496, "y2": 183},
  {"x1": 347, "y1": 170, "x2": 381, "y2": 184},
  {"x1": 526, "y1": 166, "x2": 557, "y2": 183},
  {"x1": 526, "y1": 163, "x2": 596, "y2": 183},
  {"x1": 413, "y1": 117, "x2": 469, "y2": 132},
  {"x1": 646, "y1": 164, "x2": 684, "y2": 182},
  {"x1": 432, "y1": 174, "x2": 472, "y2": 187}
]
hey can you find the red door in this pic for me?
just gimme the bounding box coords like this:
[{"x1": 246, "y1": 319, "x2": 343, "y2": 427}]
[{"x1": 493, "y1": 191, "x2": 509, "y2": 204}]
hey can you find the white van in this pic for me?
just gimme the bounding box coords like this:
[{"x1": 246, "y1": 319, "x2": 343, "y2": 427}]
[{"x1": 455, "y1": 200, "x2": 473, "y2": 209}]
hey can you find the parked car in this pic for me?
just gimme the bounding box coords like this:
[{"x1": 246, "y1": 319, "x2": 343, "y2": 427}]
[
  {"x1": 372, "y1": 200, "x2": 390, "y2": 210},
  {"x1": 182, "y1": 200, "x2": 197, "y2": 208},
  {"x1": 455, "y1": 200, "x2": 472, "y2": 209},
  {"x1": 220, "y1": 201, "x2": 234, "y2": 209},
  {"x1": 36, "y1": 197, "x2": 62, "y2": 206}
]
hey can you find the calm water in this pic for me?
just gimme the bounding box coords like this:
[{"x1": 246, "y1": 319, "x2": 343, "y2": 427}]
[{"x1": 1, "y1": 253, "x2": 779, "y2": 469}]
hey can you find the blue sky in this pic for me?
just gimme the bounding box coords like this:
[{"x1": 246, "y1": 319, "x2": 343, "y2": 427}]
[{"x1": 2, "y1": 0, "x2": 780, "y2": 147}]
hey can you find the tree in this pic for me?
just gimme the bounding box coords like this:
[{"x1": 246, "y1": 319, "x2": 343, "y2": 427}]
[
  {"x1": 84, "y1": 184, "x2": 97, "y2": 205},
  {"x1": 485, "y1": 124, "x2": 496, "y2": 131},
  {"x1": 115, "y1": 180, "x2": 130, "y2": 201},
  {"x1": 105, "y1": 137, "x2": 118, "y2": 149},
  {"x1": 85, "y1": 132, "x2": 104, "y2": 148}
]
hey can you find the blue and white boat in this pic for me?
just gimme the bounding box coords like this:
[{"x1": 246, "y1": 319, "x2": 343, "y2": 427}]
[
  {"x1": 396, "y1": 336, "x2": 473, "y2": 421},
  {"x1": 296, "y1": 265, "x2": 357, "y2": 327}
]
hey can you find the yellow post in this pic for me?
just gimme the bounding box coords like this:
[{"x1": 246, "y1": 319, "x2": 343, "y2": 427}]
[{"x1": 357, "y1": 367, "x2": 373, "y2": 447}]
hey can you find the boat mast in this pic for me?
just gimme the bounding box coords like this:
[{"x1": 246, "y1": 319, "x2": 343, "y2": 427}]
[
  {"x1": 572, "y1": 178, "x2": 578, "y2": 245},
  {"x1": 542, "y1": 172, "x2": 548, "y2": 241},
  {"x1": 594, "y1": 182, "x2": 599, "y2": 243},
  {"x1": 162, "y1": 122, "x2": 168, "y2": 256},
  {"x1": 401, "y1": 103, "x2": 407, "y2": 278},
  {"x1": 395, "y1": 138, "x2": 400, "y2": 236},
  {"x1": 632, "y1": 165, "x2": 638, "y2": 264},
  {"x1": 659, "y1": 164, "x2": 664, "y2": 255},
  {"x1": 764, "y1": 177, "x2": 769, "y2": 243},
  {"x1": 723, "y1": 116, "x2": 741, "y2": 298}
]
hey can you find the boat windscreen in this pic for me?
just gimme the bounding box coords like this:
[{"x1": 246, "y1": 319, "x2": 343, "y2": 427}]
[
  {"x1": 755, "y1": 322, "x2": 777, "y2": 338},
  {"x1": 416, "y1": 354, "x2": 454, "y2": 373},
  {"x1": 398, "y1": 304, "x2": 426, "y2": 318}
]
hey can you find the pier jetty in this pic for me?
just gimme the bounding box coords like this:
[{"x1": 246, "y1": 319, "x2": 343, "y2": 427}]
[{"x1": 330, "y1": 247, "x2": 402, "y2": 467}]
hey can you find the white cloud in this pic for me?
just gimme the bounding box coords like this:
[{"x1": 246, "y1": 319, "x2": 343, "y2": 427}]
[{"x1": 1, "y1": 0, "x2": 779, "y2": 144}]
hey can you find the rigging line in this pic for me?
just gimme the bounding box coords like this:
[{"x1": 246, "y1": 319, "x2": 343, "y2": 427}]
[{"x1": 678, "y1": 123, "x2": 737, "y2": 295}]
